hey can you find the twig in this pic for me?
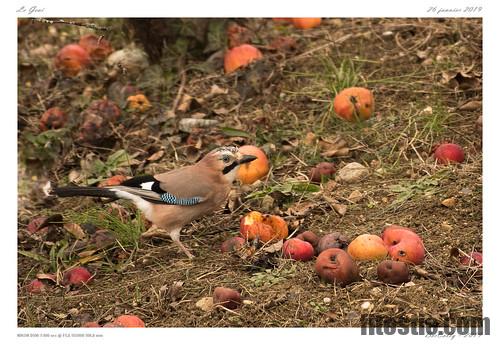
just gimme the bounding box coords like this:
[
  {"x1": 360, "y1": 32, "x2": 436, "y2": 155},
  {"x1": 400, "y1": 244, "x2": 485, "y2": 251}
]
[{"x1": 33, "y1": 18, "x2": 109, "y2": 31}]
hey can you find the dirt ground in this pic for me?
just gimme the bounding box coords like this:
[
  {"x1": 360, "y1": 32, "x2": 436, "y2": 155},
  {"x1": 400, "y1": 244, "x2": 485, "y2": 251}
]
[{"x1": 17, "y1": 18, "x2": 482, "y2": 327}]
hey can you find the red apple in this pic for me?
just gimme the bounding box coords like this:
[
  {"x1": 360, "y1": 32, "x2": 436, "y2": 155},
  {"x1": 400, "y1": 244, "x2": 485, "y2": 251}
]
[
  {"x1": 296, "y1": 231, "x2": 319, "y2": 247},
  {"x1": 309, "y1": 162, "x2": 336, "y2": 183},
  {"x1": 237, "y1": 145, "x2": 270, "y2": 185},
  {"x1": 78, "y1": 34, "x2": 113, "y2": 62},
  {"x1": 213, "y1": 287, "x2": 242, "y2": 309},
  {"x1": 224, "y1": 44, "x2": 263, "y2": 74},
  {"x1": 316, "y1": 232, "x2": 349, "y2": 254},
  {"x1": 221, "y1": 237, "x2": 245, "y2": 253},
  {"x1": 26, "y1": 279, "x2": 46, "y2": 294},
  {"x1": 62, "y1": 267, "x2": 92, "y2": 287},
  {"x1": 377, "y1": 260, "x2": 410, "y2": 284},
  {"x1": 333, "y1": 87, "x2": 375, "y2": 122},
  {"x1": 114, "y1": 315, "x2": 145, "y2": 327},
  {"x1": 291, "y1": 18, "x2": 322, "y2": 29},
  {"x1": 54, "y1": 44, "x2": 91, "y2": 76},
  {"x1": 434, "y1": 143, "x2": 465, "y2": 164},
  {"x1": 39, "y1": 107, "x2": 67, "y2": 131},
  {"x1": 282, "y1": 238, "x2": 315, "y2": 261},
  {"x1": 314, "y1": 248, "x2": 359, "y2": 287},
  {"x1": 239, "y1": 211, "x2": 288, "y2": 243},
  {"x1": 381, "y1": 225, "x2": 425, "y2": 265},
  {"x1": 459, "y1": 252, "x2": 482, "y2": 266}
]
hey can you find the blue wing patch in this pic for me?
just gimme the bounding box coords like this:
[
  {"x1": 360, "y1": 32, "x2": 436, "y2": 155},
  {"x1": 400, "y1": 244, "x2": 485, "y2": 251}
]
[{"x1": 159, "y1": 192, "x2": 202, "y2": 206}]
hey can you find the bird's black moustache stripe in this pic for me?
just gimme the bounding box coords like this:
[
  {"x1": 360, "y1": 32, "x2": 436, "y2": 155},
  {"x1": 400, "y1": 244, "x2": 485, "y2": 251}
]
[{"x1": 223, "y1": 161, "x2": 239, "y2": 175}]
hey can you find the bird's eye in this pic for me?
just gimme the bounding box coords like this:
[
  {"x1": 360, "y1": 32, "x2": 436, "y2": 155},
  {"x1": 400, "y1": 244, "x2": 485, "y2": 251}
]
[{"x1": 222, "y1": 155, "x2": 231, "y2": 163}]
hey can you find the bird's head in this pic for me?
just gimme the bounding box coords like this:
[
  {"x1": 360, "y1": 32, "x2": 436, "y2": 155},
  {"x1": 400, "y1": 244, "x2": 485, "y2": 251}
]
[{"x1": 201, "y1": 146, "x2": 257, "y2": 183}]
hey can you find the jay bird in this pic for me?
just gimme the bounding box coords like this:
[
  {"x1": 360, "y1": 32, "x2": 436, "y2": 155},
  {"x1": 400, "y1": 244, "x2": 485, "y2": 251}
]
[{"x1": 48, "y1": 146, "x2": 257, "y2": 258}]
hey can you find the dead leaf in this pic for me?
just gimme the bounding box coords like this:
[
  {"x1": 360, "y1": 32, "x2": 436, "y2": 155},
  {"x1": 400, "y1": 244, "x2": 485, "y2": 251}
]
[
  {"x1": 260, "y1": 195, "x2": 275, "y2": 212},
  {"x1": 29, "y1": 44, "x2": 57, "y2": 58},
  {"x1": 168, "y1": 281, "x2": 184, "y2": 301},
  {"x1": 92, "y1": 230, "x2": 117, "y2": 249},
  {"x1": 303, "y1": 132, "x2": 317, "y2": 146},
  {"x1": 332, "y1": 203, "x2": 347, "y2": 216},
  {"x1": 141, "y1": 226, "x2": 170, "y2": 239},
  {"x1": 208, "y1": 84, "x2": 228, "y2": 97},
  {"x1": 68, "y1": 170, "x2": 83, "y2": 183},
  {"x1": 262, "y1": 239, "x2": 284, "y2": 253},
  {"x1": 441, "y1": 197, "x2": 457, "y2": 208},
  {"x1": 176, "y1": 94, "x2": 203, "y2": 113},
  {"x1": 227, "y1": 23, "x2": 254, "y2": 48},
  {"x1": 414, "y1": 267, "x2": 439, "y2": 280},
  {"x1": 441, "y1": 70, "x2": 481, "y2": 90},
  {"x1": 196, "y1": 297, "x2": 214, "y2": 312},
  {"x1": 321, "y1": 147, "x2": 350, "y2": 157},
  {"x1": 323, "y1": 180, "x2": 338, "y2": 193},
  {"x1": 146, "y1": 150, "x2": 164, "y2": 162},
  {"x1": 348, "y1": 190, "x2": 363, "y2": 203},
  {"x1": 64, "y1": 223, "x2": 86, "y2": 240},
  {"x1": 213, "y1": 107, "x2": 229, "y2": 115},
  {"x1": 76, "y1": 253, "x2": 105, "y2": 265},
  {"x1": 458, "y1": 100, "x2": 482, "y2": 111},
  {"x1": 268, "y1": 36, "x2": 297, "y2": 51},
  {"x1": 286, "y1": 202, "x2": 316, "y2": 217},
  {"x1": 36, "y1": 273, "x2": 57, "y2": 282},
  {"x1": 77, "y1": 249, "x2": 98, "y2": 258},
  {"x1": 318, "y1": 136, "x2": 347, "y2": 151},
  {"x1": 192, "y1": 112, "x2": 207, "y2": 119}
]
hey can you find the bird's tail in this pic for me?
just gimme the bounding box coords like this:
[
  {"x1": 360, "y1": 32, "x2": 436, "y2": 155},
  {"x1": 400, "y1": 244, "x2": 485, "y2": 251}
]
[
  {"x1": 45, "y1": 182, "x2": 163, "y2": 204},
  {"x1": 51, "y1": 185, "x2": 119, "y2": 199}
]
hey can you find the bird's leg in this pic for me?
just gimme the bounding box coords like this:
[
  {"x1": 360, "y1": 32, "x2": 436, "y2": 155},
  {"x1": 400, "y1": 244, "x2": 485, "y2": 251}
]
[{"x1": 169, "y1": 228, "x2": 194, "y2": 259}]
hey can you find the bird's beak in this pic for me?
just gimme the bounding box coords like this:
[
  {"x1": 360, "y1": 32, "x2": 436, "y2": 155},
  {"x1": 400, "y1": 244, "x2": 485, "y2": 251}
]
[{"x1": 238, "y1": 155, "x2": 257, "y2": 165}]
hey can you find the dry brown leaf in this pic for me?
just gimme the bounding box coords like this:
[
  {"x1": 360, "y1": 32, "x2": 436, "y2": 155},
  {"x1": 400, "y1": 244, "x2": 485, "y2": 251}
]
[
  {"x1": 332, "y1": 203, "x2": 347, "y2": 216},
  {"x1": 213, "y1": 107, "x2": 229, "y2": 115},
  {"x1": 303, "y1": 132, "x2": 317, "y2": 146},
  {"x1": 146, "y1": 150, "x2": 164, "y2": 162},
  {"x1": 262, "y1": 239, "x2": 283, "y2": 253},
  {"x1": 77, "y1": 249, "x2": 98, "y2": 258},
  {"x1": 458, "y1": 100, "x2": 482, "y2": 111},
  {"x1": 76, "y1": 253, "x2": 105, "y2": 265},
  {"x1": 64, "y1": 223, "x2": 86, "y2": 240},
  {"x1": 348, "y1": 190, "x2": 364, "y2": 203},
  {"x1": 318, "y1": 136, "x2": 347, "y2": 151},
  {"x1": 177, "y1": 94, "x2": 203, "y2": 113},
  {"x1": 321, "y1": 147, "x2": 350, "y2": 157},
  {"x1": 286, "y1": 202, "x2": 316, "y2": 217},
  {"x1": 441, "y1": 70, "x2": 481, "y2": 90},
  {"x1": 141, "y1": 226, "x2": 170, "y2": 238},
  {"x1": 441, "y1": 197, "x2": 457, "y2": 208},
  {"x1": 209, "y1": 84, "x2": 228, "y2": 96},
  {"x1": 36, "y1": 273, "x2": 57, "y2": 282},
  {"x1": 168, "y1": 281, "x2": 184, "y2": 301}
]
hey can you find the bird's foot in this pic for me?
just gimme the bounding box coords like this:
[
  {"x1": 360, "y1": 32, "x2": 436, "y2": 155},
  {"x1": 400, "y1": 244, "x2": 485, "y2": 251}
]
[{"x1": 175, "y1": 240, "x2": 195, "y2": 259}]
